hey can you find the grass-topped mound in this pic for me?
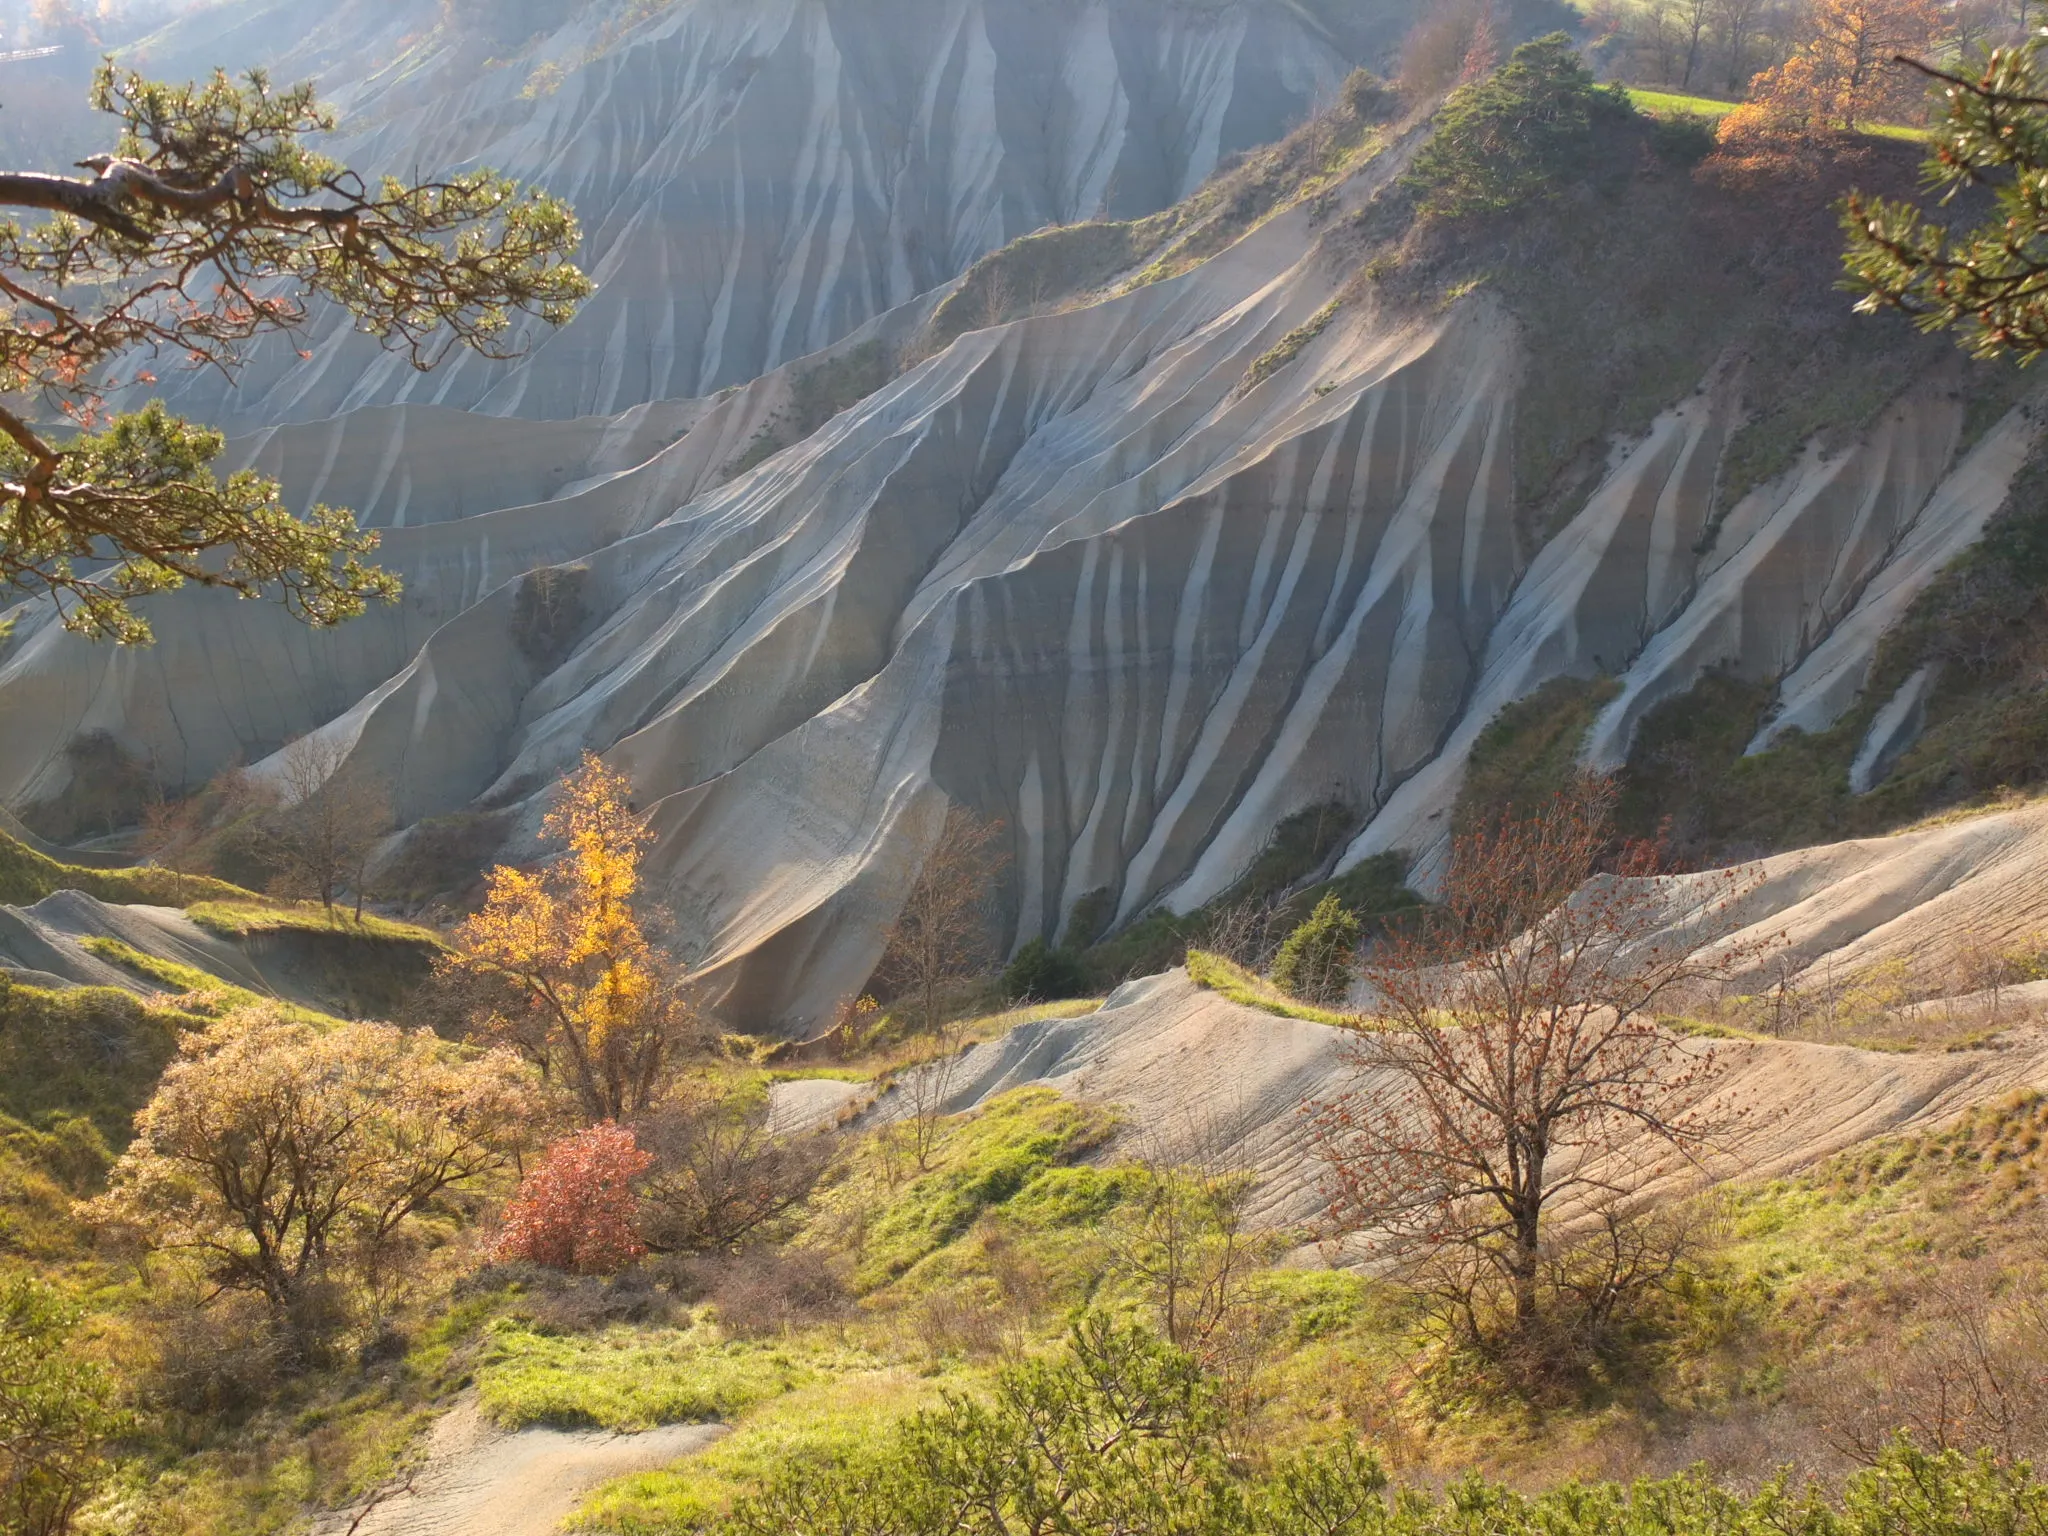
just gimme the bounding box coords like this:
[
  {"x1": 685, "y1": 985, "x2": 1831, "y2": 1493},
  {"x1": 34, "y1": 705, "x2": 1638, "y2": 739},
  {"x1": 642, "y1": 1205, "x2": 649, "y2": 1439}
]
[
  {"x1": 1354, "y1": 38, "x2": 2022, "y2": 538},
  {"x1": 185, "y1": 905, "x2": 441, "y2": 1022},
  {"x1": 181, "y1": 900, "x2": 440, "y2": 947},
  {"x1": 1185, "y1": 950, "x2": 1357, "y2": 1027},
  {"x1": 0, "y1": 829, "x2": 249, "y2": 910}
]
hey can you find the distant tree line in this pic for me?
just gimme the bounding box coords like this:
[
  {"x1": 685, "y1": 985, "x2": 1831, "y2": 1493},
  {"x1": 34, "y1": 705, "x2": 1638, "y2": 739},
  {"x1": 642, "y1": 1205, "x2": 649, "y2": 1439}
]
[{"x1": 1572, "y1": 0, "x2": 2029, "y2": 103}]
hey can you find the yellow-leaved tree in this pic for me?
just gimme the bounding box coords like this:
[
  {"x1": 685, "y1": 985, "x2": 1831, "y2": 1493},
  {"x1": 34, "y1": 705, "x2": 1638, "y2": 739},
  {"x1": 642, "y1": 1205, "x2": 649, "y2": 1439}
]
[
  {"x1": 1719, "y1": 0, "x2": 1941, "y2": 143},
  {"x1": 442, "y1": 753, "x2": 695, "y2": 1123}
]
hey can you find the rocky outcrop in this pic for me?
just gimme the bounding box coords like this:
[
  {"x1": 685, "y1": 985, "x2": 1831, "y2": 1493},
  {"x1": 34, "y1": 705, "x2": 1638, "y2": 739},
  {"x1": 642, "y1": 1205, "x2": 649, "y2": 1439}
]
[{"x1": 1341, "y1": 380, "x2": 2041, "y2": 883}]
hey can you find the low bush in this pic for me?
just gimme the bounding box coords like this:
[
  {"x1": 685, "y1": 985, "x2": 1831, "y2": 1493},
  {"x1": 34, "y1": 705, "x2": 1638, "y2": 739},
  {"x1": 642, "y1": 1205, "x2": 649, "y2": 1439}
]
[
  {"x1": 709, "y1": 1310, "x2": 2048, "y2": 1536},
  {"x1": 511, "y1": 565, "x2": 592, "y2": 669},
  {"x1": 636, "y1": 1089, "x2": 837, "y2": 1254},
  {"x1": 0, "y1": 1276, "x2": 129, "y2": 1536},
  {"x1": 1406, "y1": 34, "x2": 1630, "y2": 220},
  {"x1": 495, "y1": 1123, "x2": 654, "y2": 1276},
  {"x1": 1000, "y1": 939, "x2": 1089, "y2": 1003},
  {"x1": 684, "y1": 1247, "x2": 853, "y2": 1338},
  {"x1": 1270, "y1": 893, "x2": 1360, "y2": 1005}
]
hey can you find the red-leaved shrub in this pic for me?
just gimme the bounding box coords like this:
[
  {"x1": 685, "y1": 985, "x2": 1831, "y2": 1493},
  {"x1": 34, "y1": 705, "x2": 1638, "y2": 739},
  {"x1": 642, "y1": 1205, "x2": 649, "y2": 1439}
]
[{"x1": 494, "y1": 1123, "x2": 653, "y2": 1274}]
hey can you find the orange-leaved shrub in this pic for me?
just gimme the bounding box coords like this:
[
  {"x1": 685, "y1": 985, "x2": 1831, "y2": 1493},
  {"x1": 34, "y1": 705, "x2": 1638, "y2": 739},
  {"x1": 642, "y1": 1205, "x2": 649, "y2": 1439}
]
[{"x1": 494, "y1": 1122, "x2": 653, "y2": 1275}]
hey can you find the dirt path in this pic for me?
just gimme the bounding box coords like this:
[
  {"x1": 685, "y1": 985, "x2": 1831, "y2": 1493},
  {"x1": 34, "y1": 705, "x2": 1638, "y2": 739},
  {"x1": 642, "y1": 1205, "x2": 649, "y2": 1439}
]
[{"x1": 312, "y1": 1397, "x2": 722, "y2": 1536}]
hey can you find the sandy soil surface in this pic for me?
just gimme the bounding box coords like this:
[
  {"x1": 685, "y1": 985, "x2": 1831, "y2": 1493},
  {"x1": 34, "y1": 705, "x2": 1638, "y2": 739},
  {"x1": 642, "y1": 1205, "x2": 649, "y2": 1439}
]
[
  {"x1": 876, "y1": 970, "x2": 2048, "y2": 1230},
  {"x1": 311, "y1": 1397, "x2": 722, "y2": 1536},
  {"x1": 766, "y1": 1076, "x2": 867, "y2": 1135}
]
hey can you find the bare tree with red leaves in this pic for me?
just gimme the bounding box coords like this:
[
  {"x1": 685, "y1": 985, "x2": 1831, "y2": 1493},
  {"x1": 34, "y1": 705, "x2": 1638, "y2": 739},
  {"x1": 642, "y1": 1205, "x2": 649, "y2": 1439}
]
[{"x1": 1311, "y1": 776, "x2": 1767, "y2": 1364}]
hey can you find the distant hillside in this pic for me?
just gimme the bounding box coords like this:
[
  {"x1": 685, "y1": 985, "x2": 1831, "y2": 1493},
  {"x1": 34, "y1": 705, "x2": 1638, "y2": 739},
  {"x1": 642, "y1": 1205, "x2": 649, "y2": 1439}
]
[
  {"x1": 4, "y1": 41, "x2": 2039, "y2": 1031},
  {"x1": 110, "y1": 0, "x2": 1364, "y2": 428}
]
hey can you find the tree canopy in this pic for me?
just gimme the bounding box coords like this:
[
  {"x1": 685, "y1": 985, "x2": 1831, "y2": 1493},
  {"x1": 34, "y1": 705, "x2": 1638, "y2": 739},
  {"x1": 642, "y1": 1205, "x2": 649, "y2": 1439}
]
[
  {"x1": 1719, "y1": 0, "x2": 1942, "y2": 143},
  {"x1": 1845, "y1": 33, "x2": 2048, "y2": 360},
  {"x1": 1405, "y1": 33, "x2": 1626, "y2": 219},
  {"x1": 0, "y1": 64, "x2": 589, "y2": 641},
  {"x1": 443, "y1": 753, "x2": 696, "y2": 1124}
]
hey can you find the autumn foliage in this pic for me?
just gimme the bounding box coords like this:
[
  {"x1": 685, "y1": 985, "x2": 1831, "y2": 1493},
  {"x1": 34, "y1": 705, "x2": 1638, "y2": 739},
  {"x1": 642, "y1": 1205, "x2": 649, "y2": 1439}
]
[
  {"x1": 85, "y1": 1007, "x2": 533, "y2": 1342},
  {"x1": 1720, "y1": 0, "x2": 1942, "y2": 144},
  {"x1": 443, "y1": 753, "x2": 694, "y2": 1123},
  {"x1": 494, "y1": 1122, "x2": 653, "y2": 1275}
]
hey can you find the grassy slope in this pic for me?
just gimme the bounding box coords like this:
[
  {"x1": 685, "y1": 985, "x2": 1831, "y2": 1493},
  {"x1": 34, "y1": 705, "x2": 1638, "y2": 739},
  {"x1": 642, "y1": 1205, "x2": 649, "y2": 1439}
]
[
  {"x1": 1627, "y1": 87, "x2": 1737, "y2": 120},
  {"x1": 1185, "y1": 949, "x2": 1357, "y2": 1026},
  {"x1": 47, "y1": 1036, "x2": 2042, "y2": 1533},
  {"x1": 559, "y1": 1085, "x2": 2048, "y2": 1530},
  {"x1": 0, "y1": 829, "x2": 248, "y2": 908}
]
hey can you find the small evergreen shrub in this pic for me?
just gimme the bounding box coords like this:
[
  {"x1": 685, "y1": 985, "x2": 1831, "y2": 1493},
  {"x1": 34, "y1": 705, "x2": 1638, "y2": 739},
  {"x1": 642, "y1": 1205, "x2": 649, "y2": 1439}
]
[
  {"x1": 1270, "y1": 894, "x2": 1360, "y2": 1005},
  {"x1": 1001, "y1": 939, "x2": 1089, "y2": 1003},
  {"x1": 1405, "y1": 34, "x2": 1627, "y2": 219}
]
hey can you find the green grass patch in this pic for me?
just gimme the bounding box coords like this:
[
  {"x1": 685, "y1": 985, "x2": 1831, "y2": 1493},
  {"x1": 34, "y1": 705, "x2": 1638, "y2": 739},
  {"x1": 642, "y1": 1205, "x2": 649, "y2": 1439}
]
[
  {"x1": 1455, "y1": 675, "x2": 1621, "y2": 832},
  {"x1": 475, "y1": 1315, "x2": 861, "y2": 1431},
  {"x1": 761, "y1": 1065, "x2": 871, "y2": 1085},
  {"x1": 565, "y1": 1368, "x2": 946, "y2": 1533},
  {"x1": 181, "y1": 901, "x2": 441, "y2": 947},
  {"x1": 0, "y1": 829, "x2": 250, "y2": 910},
  {"x1": 953, "y1": 997, "x2": 1104, "y2": 1037},
  {"x1": 832, "y1": 1088, "x2": 1118, "y2": 1291},
  {"x1": 1625, "y1": 88, "x2": 1924, "y2": 142},
  {"x1": 1184, "y1": 950, "x2": 1356, "y2": 1027},
  {"x1": 1626, "y1": 88, "x2": 1737, "y2": 120},
  {"x1": 0, "y1": 977, "x2": 200, "y2": 1145}
]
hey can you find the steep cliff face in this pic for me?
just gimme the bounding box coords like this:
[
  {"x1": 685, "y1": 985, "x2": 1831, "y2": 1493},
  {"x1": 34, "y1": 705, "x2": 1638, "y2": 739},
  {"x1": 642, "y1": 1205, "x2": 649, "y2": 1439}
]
[
  {"x1": 119, "y1": 0, "x2": 1354, "y2": 429},
  {"x1": 2, "y1": 65, "x2": 2036, "y2": 1031}
]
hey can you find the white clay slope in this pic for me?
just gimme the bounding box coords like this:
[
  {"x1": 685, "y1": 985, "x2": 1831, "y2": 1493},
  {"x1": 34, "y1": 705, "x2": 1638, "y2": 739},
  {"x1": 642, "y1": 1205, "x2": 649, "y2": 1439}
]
[
  {"x1": 1, "y1": 131, "x2": 2040, "y2": 1032},
  {"x1": 857, "y1": 966, "x2": 2048, "y2": 1232},
  {"x1": 121, "y1": 0, "x2": 1354, "y2": 429}
]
